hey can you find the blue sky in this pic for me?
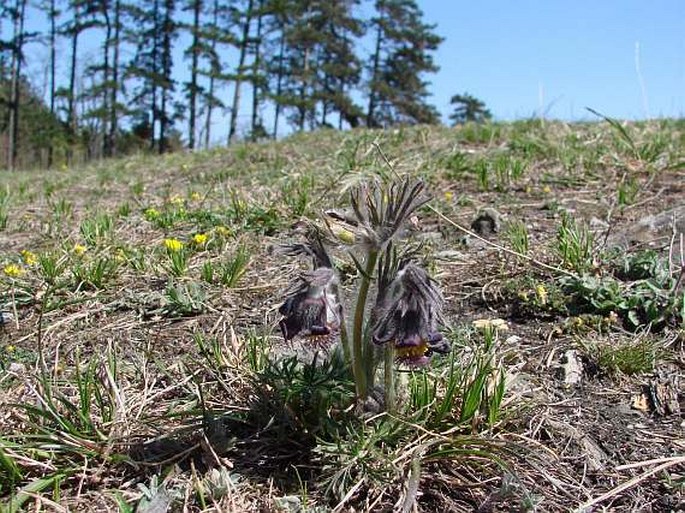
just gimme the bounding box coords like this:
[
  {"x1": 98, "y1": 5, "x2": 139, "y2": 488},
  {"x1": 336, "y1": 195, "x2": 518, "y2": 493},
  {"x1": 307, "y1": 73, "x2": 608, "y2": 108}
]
[
  {"x1": 15, "y1": 0, "x2": 685, "y2": 142},
  {"x1": 420, "y1": 0, "x2": 685, "y2": 121}
]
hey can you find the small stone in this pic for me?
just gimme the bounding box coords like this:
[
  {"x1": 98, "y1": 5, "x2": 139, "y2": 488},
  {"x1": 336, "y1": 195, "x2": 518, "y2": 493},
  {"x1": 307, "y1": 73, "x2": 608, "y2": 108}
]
[
  {"x1": 8, "y1": 362, "x2": 26, "y2": 374},
  {"x1": 559, "y1": 349, "x2": 583, "y2": 386},
  {"x1": 434, "y1": 249, "x2": 465, "y2": 261},
  {"x1": 273, "y1": 496, "x2": 302, "y2": 512},
  {"x1": 505, "y1": 335, "x2": 522, "y2": 344}
]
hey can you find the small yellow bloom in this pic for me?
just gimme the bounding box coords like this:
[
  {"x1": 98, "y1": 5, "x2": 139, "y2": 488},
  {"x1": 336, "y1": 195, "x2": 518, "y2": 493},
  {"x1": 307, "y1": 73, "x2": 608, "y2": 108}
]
[
  {"x1": 444, "y1": 191, "x2": 454, "y2": 201},
  {"x1": 3, "y1": 264, "x2": 25, "y2": 277},
  {"x1": 169, "y1": 195, "x2": 185, "y2": 206},
  {"x1": 542, "y1": 185, "x2": 551, "y2": 194},
  {"x1": 190, "y1": 191, "x2": 201, "y2": 202},
  {"x1": 73, "y1": 244, "x2": 87, "y2": 256},
  {"x1": 114, "y1": 248, "x2": 127, "y2": 263},
  {"x1": 144, "y1": 207, "x2": 160, "y2": 220},
  {"x1": 214, "y1": 226, "x2": 232, "y2": 238},
  {"x1": 20, "y1": 250, "x2": 37, "y2": 266},
  {"x1": 192, "y1": 233, "x2": 208, "y2": 246},
  {"x1": 517, "y1": 290, "x2": 530, "y2": 302},
  {"x1": 6, "y1": 344, "x2": 15, "y2": 353},
  {"x1": 164, "y1": 238, "x2": 184, "y2": 252},
  {"x1": 535, "y1": 284, "x2": 548, "y2": 305}
]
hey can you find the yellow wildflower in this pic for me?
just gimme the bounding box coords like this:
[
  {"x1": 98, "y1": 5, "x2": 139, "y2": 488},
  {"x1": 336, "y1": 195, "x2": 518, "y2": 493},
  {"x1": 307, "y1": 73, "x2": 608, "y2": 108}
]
[
  {"x1": 535, "y1": 284, "x2": 548, "y2": 305},
  {"x1": 214, "y1": 226, "x2": 232, "y2": 238},
  {"x1": 114, "y1": 248, "x2": 127, "y2": 263},
  {"x1": 192, "y1": 233, "x2": 208, "y2": 246},
  {"x1": 190, "y1": 191, "x2": 201, "y2": 202},
  {"x1": 144, "y1": 207, "x2": 160, "y2": 221},
  {"x1": 164, "y1": 238, "x2": 184, "y2": 252},
  {"x1": 3, "y1": 264, "x2": 24, "y2": 277},
  {"x1": 170, "y1": 195, "x2": 185, "y2": 206},
  {"x1": 20, "y1": 250, "x2": 37, "y2": 266},
  {"x1": 542, "y1": 185, "x2": 551, "y2": 194},
  {"x1": 444, "y1": 191, "x2": 454, "y2": 201},
  {"x1": 6, "y1": 345, "x2": 15, "y2": 353},
  {"x1": 73, "y1": 244, "x2": 87, "y2": 256}
]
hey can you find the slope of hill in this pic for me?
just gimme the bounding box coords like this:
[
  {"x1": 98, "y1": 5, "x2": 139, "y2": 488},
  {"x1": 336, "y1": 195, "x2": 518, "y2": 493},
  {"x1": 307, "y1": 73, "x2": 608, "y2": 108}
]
[{"x1": 1, "y1": 120, "x2": 684, "y2": 511}]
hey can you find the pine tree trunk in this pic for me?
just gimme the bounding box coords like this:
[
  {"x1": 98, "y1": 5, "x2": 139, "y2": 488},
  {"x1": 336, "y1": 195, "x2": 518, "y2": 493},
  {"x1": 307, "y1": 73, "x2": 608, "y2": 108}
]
[
  {"x1": 150, "y1": 0, "x2": 160, "y2": 151},
  {"x1": 250, "y1": 0, "x2": 263, "y2": 140},
  {"x1": 109, "y1": 0, "x2": 120, "y2": 157},
  {"x1": 228, "y1": 0, "x2": 253, "y2": 145},
  {"x1": 366, "y1": 12, "x2": 383, "y2": 128},
  {"x1": 159, "y1": 0, "x2": 173, "y2": 154},
  {"x1": 67, "y1": 2, "x2": 80, "y2": 164},
  {"x1": 188, "y1": 0, "x2": 201, "y2": 149},
  {"x1": 204, "y1": 0, "x2": 218, "y2": 148},
  {"x1": 7, "y1": 0, "x2": 27, "y2": 171},
  {"x1": 272, "y1": 28, "x2": 285, "y2": 139},
  {"x1": 298, "y1": 45, "x2": 309, "y2": 131},
  {"x1": 102, "y1": 0, "x2": 112, "y2": 158},
  {"x1": 47, "y1": 0, "x2": 57, "y2": 168}
]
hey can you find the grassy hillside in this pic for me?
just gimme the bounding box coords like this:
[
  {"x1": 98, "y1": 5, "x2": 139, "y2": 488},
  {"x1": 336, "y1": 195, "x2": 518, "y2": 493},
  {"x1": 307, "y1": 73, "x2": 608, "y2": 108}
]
[{"x1": 1, "y1": 120, "x2": 684, "y2": 512}]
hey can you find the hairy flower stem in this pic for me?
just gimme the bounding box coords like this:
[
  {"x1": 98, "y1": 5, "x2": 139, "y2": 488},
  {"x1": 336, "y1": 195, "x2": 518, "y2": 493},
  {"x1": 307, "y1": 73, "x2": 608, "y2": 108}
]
[
  {"x1": 384, "y1": 344, "x2": 396, "y2": 413},
  {"x1": 339, "y1": 314, "x2": 351, "y2": 364},
  {"x1": 352, "y1": 249, "x2": 378, "y2": 399}
]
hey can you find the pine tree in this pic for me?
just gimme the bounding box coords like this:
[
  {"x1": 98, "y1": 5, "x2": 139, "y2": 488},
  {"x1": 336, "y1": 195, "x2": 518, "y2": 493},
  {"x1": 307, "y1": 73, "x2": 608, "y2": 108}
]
[
  {"x1": 274, "y1": 0, "x2": 321, "y2": 132},
  {"x1": 249, "y1": 0, "x2": 267, "y2": 139},
  {"x1": 366, "y1": 0, "x2": 442, "y2": 127},
  {"x1": 264, "y1": 0, "x2": 291, "y2": 138},
  {"x1": 107, "y1": 0, "x2": 122, "y2": 156},
  {"x1": 183, "y1": 0, "x2": 203, "y2": 149},
  {"x1": 200, "y1": 0, "x2": 227, "y2": 148},
  {"x1": 127, "y1": 0, "x2": 179, "y2": 153},
  {"x1": 315, "y1": 0, "x2": 364, "y2": 129},
  {"x1": 45, "y1": 0, "x2": 60, "y2": 167},
  {"x1": 449, "y1": 93, "x2": 491, "y2": 125},
  {"x1": 57, "y1": 0, "x2": 100, "y2": 163},
  {"x1": 6, "y1": 0, "x2": 29, "y2": 170}
]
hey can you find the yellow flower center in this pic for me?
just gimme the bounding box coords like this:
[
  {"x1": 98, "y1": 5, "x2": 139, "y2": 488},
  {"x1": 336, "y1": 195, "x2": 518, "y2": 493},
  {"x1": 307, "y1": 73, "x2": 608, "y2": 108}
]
[{"x1": 395, "y1": 340, "x2": 429, "y2": 360}]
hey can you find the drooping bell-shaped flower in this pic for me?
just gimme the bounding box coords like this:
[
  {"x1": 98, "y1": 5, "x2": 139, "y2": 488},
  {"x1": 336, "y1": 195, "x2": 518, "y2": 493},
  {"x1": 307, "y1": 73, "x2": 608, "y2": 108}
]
[
  {"x1": 372, "y1": 263, "x2": 449, "y2": 366},
  {"x1": 278, "y1": 267, "x2": 341, "y2": 345}
]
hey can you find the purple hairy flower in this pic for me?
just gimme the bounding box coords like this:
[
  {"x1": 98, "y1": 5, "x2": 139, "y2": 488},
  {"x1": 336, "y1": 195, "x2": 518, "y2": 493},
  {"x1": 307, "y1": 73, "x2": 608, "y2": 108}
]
[
  {"x1": 278, "y1": 267, "x2": 341, "y2": 345},
  {"x1": 372, "y1": 263, "x2": 449, "y2": 366}
]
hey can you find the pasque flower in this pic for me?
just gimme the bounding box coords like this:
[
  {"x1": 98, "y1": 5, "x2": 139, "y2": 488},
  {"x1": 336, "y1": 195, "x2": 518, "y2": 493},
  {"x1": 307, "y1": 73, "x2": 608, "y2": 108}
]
[
  {"x1": 372, "y1": 263, "x2": 449, "y2": 366},
  {"x1": 278, "y1": 267, "x2": 341, "y2": 344}
]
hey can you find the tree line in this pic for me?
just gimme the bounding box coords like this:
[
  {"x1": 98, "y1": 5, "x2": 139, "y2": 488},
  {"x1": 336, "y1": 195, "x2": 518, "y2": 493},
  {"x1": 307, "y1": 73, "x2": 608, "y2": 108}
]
[{"x1": 0, "y1": 0, "x2": 449, "y2": 170}]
